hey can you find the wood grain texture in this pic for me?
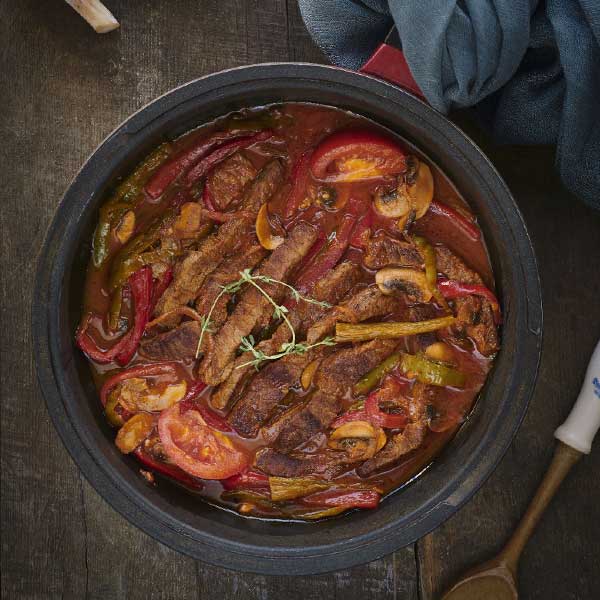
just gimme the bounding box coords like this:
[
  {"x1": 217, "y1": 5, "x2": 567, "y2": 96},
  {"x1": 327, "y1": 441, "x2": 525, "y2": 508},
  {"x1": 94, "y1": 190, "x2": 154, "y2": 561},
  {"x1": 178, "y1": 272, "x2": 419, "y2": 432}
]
[
  {"x1": 417, "y1": 115, "x2": 600, "y2": 600},
  {"x1": 1, "y1": 2, "x2": 598, "y2": 599}
]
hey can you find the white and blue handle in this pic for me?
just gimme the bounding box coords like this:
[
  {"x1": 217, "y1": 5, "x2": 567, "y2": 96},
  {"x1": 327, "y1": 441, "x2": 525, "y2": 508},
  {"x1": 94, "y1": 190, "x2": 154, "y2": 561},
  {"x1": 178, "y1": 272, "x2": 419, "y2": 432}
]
[{"x1": 555, "y1": 340, "x2": 600, "y2": 454}]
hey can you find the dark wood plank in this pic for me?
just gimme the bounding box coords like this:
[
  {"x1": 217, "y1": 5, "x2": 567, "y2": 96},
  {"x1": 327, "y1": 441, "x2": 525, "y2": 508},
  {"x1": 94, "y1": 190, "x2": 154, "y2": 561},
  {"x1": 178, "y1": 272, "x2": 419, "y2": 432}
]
[
  {"x1": 0, "y1": 2, "x2": 415, "y2": 599},
  {"x1": 417, "y1": 115, "x2": 600, "y2": 600},
  {"x1": 2, "y1": 1, "x2": 598, "y2": 598}
]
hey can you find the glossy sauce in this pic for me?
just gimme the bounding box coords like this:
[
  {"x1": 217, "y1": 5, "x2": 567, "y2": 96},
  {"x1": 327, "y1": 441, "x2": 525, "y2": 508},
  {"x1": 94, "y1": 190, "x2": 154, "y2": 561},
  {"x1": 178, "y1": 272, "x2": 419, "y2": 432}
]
[{"x1": 81, "y1": 103, "x2": 497, "y2": 520}]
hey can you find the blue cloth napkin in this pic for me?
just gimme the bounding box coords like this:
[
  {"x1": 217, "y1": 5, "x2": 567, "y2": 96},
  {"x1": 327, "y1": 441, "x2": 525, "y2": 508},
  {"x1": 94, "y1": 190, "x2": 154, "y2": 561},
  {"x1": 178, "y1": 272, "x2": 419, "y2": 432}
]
[{"x1": 298, "y1": 0, "x2": 600, "y2": 210}]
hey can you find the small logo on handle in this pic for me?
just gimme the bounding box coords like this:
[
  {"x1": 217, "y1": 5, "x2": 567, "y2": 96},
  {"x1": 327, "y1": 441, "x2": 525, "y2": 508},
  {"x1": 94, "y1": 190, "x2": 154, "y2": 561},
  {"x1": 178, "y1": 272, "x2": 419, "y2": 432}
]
[{"x1": 593, "y1": 377, "x2": 600, "y2": 399}]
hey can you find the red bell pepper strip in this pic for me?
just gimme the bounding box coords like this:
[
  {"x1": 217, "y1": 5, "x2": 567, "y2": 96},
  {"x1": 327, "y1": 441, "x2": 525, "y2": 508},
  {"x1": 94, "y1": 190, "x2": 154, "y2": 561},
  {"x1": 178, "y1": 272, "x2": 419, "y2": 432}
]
[
  {"x1": 185, "y1": 130, "x2": 274, "y2": 186},
  {"x1": 429, "y1": 200, "x2": 481, "y2": 242},
  {"x1": 365, "y1": 391, "x2": 408, "y2": 429},
  {"x1": 294, "y1": 198, "x2": 364, "y2": 294},
  {"x1": 179, "y1": 381, "x2": 235, "y2": 433},
  {"x1": 284, "y1": 150, "x2": 313, "y2": 219},
  {"x1": 330, "y1": 408, "x2": 369, "y2": 429},
  {"x1": 221, "y1": 468, "x2": 269, "y2": 491},
  {"x1": 310, "y1": 129, "x2": 406, "y2": 182},
  {"x1": 151, "y1": 267, "x2": 173, "y2": 311},
  {"x1": 181, "y1": 379, "x2": 207, "y2": 403},
  {"x1": 133, "y1": 447, "x2": 205, "y2": 490},
  {"x1": 300, "y1": 489, "x2": 381, "y2": 509},
  {"x1": 202, "y1": 181, "x2": 217, "y2": 211},
  {"x1": 437, "y1": 277, "x2": 501, "y2": 324},
  {"x1": 349, "y1": 209, "x2": 373, "y2": 249},
  {"x1": 99, "y1": 362, "x2": 180, "y2": 406},
  {"x1": 77, "y1": 266, "x2": 154, "y2": 366},
  {"x1": 145, "y1": 131, "x2": 245, "y2": 200}
]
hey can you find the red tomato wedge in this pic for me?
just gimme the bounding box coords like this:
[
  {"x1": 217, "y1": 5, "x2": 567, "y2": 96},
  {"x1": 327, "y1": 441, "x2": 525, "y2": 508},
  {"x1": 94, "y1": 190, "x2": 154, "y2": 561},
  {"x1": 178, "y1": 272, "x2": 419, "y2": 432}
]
[
  {"x1": 310, "y1": 129, "x2": 406, "y2": 182},
  {"x1": 158, "y1": 403, "x2": 248, "y2": 480}
]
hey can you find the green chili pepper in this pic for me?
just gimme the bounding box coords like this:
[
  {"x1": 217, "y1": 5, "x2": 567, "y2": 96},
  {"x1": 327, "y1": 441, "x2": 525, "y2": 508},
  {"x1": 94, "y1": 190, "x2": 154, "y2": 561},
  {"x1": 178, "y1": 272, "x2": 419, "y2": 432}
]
[
  {"x1": 413, "y1": 235, "x2": 449, "y2": 309},
  {"x1": 335, "y1": 316, "x2": 456, "y2": 343},
  {"x1": 288, "y1": 506, "x2": 347, "y2": 520},
  {"x1": 222, "y1": 107, "x2": 291, "y2": 133},
  {"x1": 353, "y1": 352, "x2": 402, "y2": 395},
  {"x1": 108, "y1": 208, "x2": 178, "y2": 291},
  {"x1": 400, "y1": 352, "x2": 466, "y2": 387},
  {"x1": 107, "y1": 286, "x2": 125, "y2": 332},
  {"x1": 92, "y1": 143, "x2": 172, "y2": 268},
  {"x1": 221, "y1": 490, "x2": 277, "y2": 510},
  {"x1": 269, "y1": 477, "x2": 331, "y2": 502}
]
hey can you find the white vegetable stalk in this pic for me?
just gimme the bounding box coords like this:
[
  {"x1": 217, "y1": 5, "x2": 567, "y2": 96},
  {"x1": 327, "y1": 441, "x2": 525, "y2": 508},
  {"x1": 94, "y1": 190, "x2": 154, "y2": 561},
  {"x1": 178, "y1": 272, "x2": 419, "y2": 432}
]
[{"x1": 64, "y1": 0, "x2": 120, "y2": 33}]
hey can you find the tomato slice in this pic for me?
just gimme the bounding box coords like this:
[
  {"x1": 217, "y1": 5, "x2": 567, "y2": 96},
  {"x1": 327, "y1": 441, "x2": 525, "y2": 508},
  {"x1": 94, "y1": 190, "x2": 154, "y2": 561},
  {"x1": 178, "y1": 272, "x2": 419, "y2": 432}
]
[
  {"x1": 158, "y1": 402, "x2": 248, "y2": 479},
  {"x1": 310, "y1": 129, "x2": 406, "y2": 182}
]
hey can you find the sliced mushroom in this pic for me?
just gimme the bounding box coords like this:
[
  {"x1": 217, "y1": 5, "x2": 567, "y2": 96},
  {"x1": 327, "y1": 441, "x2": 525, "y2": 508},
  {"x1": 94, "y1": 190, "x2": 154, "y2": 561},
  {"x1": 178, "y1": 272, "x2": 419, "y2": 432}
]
[
  {"x1": 256, "y1": 203, "x2": 284, "y2": 250},
  {"x1": 316, "y1": 186, "x2": 338, "y2": 210},
  {"x1": 375, "y1": 267, "x2": 433, "y2": 303},
  {"x1": 174, "y1": 202, "x2": 203, "y2": 238},
  {"x1": 115, "y1": 413, "x2": 155, "y2": 454},
  {"x1": 300, "y1": 359, "x2": 320, "y2": 390},
  {"x1": 117, "y1": 378, "x2": 188, "y2": 412},
  {"x1": 424, "y1": 341, "x2": 455, "y2": 365},
  {"x1": 373, "y1": 186, "x2": 412, "y2": 218},
  {"x1": 410, "y1": 161, "x2": 434, "y2": 218},
  {"x1": 374, "y1": 157, "x2": 433, "y2": 222},
  {"x1": 328, "y1": 420, "x2": 387, "y2": 461},
  {"x1": 115, "y1": 210, "x2": 136, "y2": 244}
]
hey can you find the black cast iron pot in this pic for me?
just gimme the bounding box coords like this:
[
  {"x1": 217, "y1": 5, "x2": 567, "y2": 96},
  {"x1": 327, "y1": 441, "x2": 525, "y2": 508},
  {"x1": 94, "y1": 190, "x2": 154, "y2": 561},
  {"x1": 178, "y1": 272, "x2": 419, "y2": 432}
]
[{"x1": 32, "y1": 63, "x2": 542, "y2": 575}]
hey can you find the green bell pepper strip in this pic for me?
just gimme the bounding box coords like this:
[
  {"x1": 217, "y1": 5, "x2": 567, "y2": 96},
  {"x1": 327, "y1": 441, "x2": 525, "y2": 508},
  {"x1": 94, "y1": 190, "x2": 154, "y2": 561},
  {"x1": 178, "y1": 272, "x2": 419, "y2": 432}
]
[
  {"x1": 400, "y1": 352, "x2": 466, "y2": 388},
  {"x1": 92, "y1": 143, "x2": 172, "y2": 267},
  {"x1": 108, "y1": 207, "x2": 179, "y2": 292},
  {"x1": 413, "y1": 235, "x2": 449, "y2": 309},
  {"x1": 353, "y1": 352, "x2": 402, "y2": 395},
  {"x1": 335, "y1": 315, "x2": 456, "y2": 343}
]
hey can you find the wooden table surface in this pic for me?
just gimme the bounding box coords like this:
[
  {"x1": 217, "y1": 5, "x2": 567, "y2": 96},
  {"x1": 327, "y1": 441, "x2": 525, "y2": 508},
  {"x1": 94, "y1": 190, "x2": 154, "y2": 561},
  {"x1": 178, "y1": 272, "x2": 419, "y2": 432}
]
[{"x1": 2, "y1": 2, "x2": 599, "y2": 598}]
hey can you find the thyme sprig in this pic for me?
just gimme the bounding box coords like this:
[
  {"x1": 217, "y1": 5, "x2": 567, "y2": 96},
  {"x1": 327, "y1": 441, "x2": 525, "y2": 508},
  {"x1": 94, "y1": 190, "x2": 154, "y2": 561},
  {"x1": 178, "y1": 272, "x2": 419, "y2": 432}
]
[
  {"x1": 195, "y1": 269, "x2": 335, "y2": 366},
  {"x1": 237, "y1": 334, "x2": 336, "y2": 370}
]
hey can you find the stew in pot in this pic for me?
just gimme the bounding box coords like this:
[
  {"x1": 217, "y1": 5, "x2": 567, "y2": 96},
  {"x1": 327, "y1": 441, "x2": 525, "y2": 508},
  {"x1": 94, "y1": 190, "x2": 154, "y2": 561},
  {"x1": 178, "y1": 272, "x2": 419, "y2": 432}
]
[{"x1": 77, "y1": 104, "x2": 500, "y2": 520}]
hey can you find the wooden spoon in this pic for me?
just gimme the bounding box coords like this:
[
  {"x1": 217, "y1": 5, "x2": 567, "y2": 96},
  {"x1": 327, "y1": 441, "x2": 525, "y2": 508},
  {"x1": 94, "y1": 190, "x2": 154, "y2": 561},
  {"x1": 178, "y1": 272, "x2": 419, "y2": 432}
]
[
  {"x1": 442, "y1": 340, "x2": 600, "y2": 600},
  {"x1": 64, "y1": 0, "x2": 120, "y2": 33}
]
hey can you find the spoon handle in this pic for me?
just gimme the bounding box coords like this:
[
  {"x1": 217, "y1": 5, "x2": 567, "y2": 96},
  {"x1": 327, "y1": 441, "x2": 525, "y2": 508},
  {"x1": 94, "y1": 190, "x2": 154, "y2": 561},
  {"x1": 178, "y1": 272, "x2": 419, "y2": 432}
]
[
  {"x1": 555, "y1": 340, "x2": 600, "y2": 454},
  {"x1": 500, "y1": 339, "x2": 600, "y2": 574},
  {"x1": 499, "y1": 442, "x2": 581, "y2": 574}
]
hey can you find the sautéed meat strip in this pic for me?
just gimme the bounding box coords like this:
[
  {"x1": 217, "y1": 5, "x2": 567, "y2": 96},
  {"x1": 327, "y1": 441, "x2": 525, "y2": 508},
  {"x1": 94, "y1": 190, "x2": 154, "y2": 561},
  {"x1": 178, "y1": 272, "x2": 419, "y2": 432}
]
[{"x1": 77, "y1": 104, "x2": 500, "y2": 520}]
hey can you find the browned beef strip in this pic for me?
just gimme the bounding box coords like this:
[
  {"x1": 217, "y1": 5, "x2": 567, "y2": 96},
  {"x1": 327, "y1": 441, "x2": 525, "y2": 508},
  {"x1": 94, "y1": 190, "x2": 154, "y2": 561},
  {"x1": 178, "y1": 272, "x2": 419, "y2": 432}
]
[
  {"x1": 364, "y1": 231, "x2": 423, "y2": 270},
  {"x1": 199, "y1": 222, "x2": 318, "y2": 385},
  {"x1": 259, "y1": 338, "x2": 395, "y2": 452},
  {"x1": 434, "y1": 245, "x2": 499, "y2": 356},
  {"x1": 194, "y1": 244, "x2": 267, "y2": 328},
  {"x1": 306, "y1": 286, "x2": 398, "y2": 344},
  {"x1": 227, "y1": 354, "x2": 308, "y2": 438},
  {"x1": 139, "y1": 320, "x2": 201, "y2": 361},
  {"x1": 434, "y1": 245, "x2": 483, "y2": 285},
  {"x1": 299, "y1": 261, "x2": 362, "y2": 331},
  {"x1": 356, "y1": 421, "x2": 427, "y2": 477},
  {"x1": 356, "y1": 382, "x2": 429, "y2": 477},
  {"x1": 237, "y1": 158, "x2": 284, "y2": 214},
  {"x1": 207, "y1": 152, "x2": 257, "y2": 210},
  {"x1": 154, "y1": 159, "x2": 283, "y2": 325},
  {"x1": 262, "y1": 392, "x2": 341, "y2": 452},
  {"x1": 209, "y1": 262, "x2": 361, "y2": 410},
  {"x1": 254, "y1": 448, "x2": 350, "y2": 479},
  {"x1": 454, "y1": 294, "x2": 499, "y2": 356},
  {"x1": 314, "y1": 338, "x2": 399, "y2": 397},
  {"x1": 154, "y1": 217, "x2": 253, "y2": 324}
]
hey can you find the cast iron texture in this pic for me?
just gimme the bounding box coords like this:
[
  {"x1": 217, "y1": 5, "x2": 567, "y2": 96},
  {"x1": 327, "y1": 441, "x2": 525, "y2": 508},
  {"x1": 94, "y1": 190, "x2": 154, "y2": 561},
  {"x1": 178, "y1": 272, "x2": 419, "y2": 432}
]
[{"x1": 32, "y1": 63, "x2": 542, "y2": 575}]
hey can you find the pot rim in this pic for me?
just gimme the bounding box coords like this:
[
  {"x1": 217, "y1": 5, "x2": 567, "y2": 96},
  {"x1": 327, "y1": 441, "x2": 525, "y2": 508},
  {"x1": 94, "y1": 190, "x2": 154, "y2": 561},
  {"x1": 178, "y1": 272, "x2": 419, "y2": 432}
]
[{"x1": 32, "y1": 62, "x2": 542, "y2": 575}]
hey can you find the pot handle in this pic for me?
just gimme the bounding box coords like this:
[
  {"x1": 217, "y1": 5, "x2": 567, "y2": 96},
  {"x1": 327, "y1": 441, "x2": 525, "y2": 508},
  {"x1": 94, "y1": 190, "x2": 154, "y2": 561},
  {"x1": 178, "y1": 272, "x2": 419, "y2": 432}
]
[{"x1": 359, "y1": 27, "x2": 426, "y2": 102}]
